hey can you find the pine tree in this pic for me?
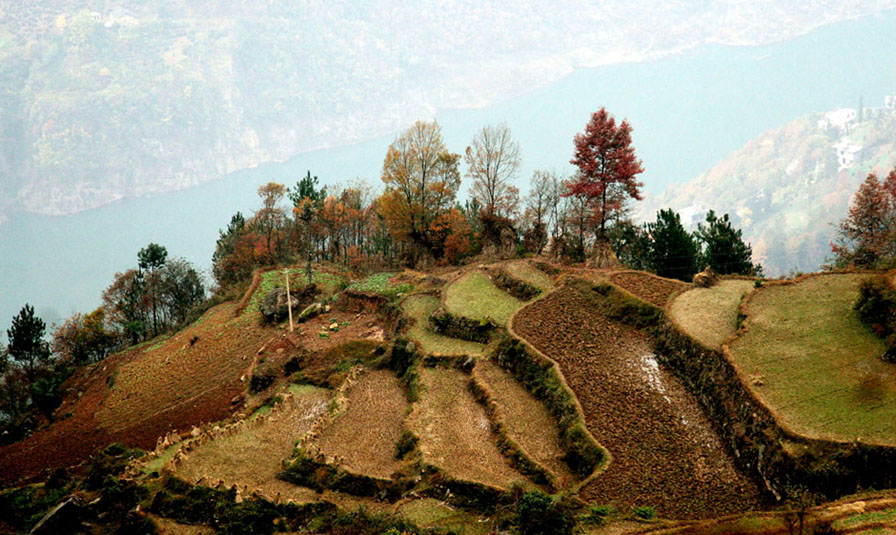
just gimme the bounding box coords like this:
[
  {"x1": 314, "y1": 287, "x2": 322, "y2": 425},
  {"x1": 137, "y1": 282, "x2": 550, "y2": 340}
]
[
  {"x1": 6, "y1": 304, "x2": 51, "y2": 383},
  {"x1": 695, "y1": 210, "x2": 758, "y2": 275},
  {"x1": 647, "y1": 209, "x2": 699, "y2": 282}
]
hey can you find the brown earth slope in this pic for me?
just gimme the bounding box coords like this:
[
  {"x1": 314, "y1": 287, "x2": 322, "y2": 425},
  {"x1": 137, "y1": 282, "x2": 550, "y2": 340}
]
[{"x1": 512, "y1": 285, "x2": 764, "y2": 519}]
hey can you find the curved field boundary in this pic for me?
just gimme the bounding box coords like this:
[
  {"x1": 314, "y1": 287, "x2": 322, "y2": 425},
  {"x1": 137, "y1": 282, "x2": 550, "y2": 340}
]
[
  {"x1": 608, "y1": 270, "x2": 690, "y2": 307},
  {"x1": 407, "y1": 366, "x2": 531, "y2": 491},
  {"x1": 505, "y1": 290, "x2": 612, "y2": 494},
  {"x1": 666, "y1": 279, "x2": 756, "y2": 351},
  {"x1": 468, "y1": 362, "x2": 557, "y2": 490},
  {"x1": 729, "y1": 272, "x2": 896, "y2": 444},
  {"x1": 234, "y1": 268, "x2": 266, "y2": 317},
  {"x1": 656, "y1": 272, "x2": 896, "y2": 500}
]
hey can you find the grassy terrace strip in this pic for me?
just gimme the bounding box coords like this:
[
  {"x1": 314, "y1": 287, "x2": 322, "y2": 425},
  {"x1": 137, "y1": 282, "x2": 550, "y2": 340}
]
[
  {"x1": 729, "y1": 273, "x2": 895, "y2": 444},
  {"x1": 443, "y1": 270, "x2": 524, "y2": 326},
  {"x1": 401, "y1": 294, "x2": 485, "y2": 356},
  {"x1": 667, "y1": 279, "x2": 755, "y2": 350},
  {"x1": 311, "y1": 369, "x2": 407, "y2": 480},
  {"x1": 346, "y1": 272, "x2": 414, "y2": 299},
  {"x1": 163, "y1": 384, "x2": 331, "y2": 504},
  {"x1": 504, "y1": 260, "x2": 554, "y2": 291},
  {"x1": 491, "y1": 337, "x2": 607, "y2": 491},
  {"x1": 468, "y1": 363, "x2": 555, "y2": 490}
]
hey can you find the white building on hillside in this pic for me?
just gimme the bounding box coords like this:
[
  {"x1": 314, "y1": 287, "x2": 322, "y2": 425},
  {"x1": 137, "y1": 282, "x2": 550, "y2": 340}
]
[
  {"x1": 817, "y1": 108, "x2": 857, "y2": 133},
  {"x1": 886, "y1": 94, "x2": 896, "y2": 114},
  {"x1": 834, "y1": 138, "x2": 862, "y2": 170}
]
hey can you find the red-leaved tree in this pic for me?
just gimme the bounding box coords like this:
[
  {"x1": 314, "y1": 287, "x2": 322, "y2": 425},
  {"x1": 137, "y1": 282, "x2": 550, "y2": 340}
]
[
  {"x1": 567, "y1": 108, "x2": 644, "y2": 239},
  {"x1": 831, "y1": 169, "x2": 896, "y2": 267}
]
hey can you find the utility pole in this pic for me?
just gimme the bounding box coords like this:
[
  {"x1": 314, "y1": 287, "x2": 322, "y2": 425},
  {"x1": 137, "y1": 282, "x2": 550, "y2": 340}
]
[{"x1": 284, "y1": 269, "x2": 294, "y2": 332}]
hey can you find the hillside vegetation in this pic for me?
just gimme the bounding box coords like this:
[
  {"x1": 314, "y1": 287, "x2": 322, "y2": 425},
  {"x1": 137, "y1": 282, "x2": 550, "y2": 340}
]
[{"x1": 642, "y1": 110, "x2": 896, "y2": 274}]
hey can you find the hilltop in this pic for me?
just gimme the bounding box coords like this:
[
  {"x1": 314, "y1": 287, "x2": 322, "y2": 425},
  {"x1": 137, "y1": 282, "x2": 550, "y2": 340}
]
[
  {"x1": 6, "y1": 255, "x2": 896, "y2": 533},
  {"x1": 639, "y1": 101, "x2": 896, "y2": 275}
]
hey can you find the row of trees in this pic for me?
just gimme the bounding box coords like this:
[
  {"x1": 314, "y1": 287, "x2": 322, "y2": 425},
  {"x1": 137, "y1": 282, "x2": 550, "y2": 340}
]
[
  {"x1": 211, "y1": 112, "x2": 652, "y2": 285},
  {"x1": 616, "y1": 209, "x2": 762, "y2": 281},
  {"x1": 1, "y1": 244, "x2": 205, "y2": 435}
]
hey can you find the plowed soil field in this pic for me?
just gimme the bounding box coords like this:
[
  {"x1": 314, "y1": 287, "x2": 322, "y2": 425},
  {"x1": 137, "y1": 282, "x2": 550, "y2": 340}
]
[
  {"x1": 512, "y1": 286, "x2": 764, "y2": 519},
  {"x1": 0, "y1": 303, "x2": 269, "y2": 485},
  {"x1": 313, "y1": 369, "x2": 408, "y2": 479},
  {"x1": 408, "y1": 368, "x2": 530, "y2": 490},
  {"x1": 608, "y1": 271, "x2": 688, "y2": 307}
]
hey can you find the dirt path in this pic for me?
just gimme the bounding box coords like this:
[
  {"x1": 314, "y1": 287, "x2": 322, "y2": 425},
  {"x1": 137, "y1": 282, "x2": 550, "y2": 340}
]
[{"x1": 513, "y1": 286, "x2": 765, "y2": 519}]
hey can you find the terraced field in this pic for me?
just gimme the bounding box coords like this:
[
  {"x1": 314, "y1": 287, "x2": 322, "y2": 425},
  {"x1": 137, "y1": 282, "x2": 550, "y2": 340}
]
[
  {"x1": 729, "y1": 274, "x2": 896, "y2": 443},
  {"x1": 609, "y1": 270, "x2": 689, "y2": 307},
  {"x1": 513, "y1": 285, "x2": 764, "y2": 519},
  {"x1": 443, "y1": 271, "x2": 524, "y2": 326},
  {"x1": 407, "y1": 367, "x2": 530, "y2": 490},
  {"x1": 0, "y1": 303, "x2": 273, "y2": 485},
  {"x1": 174, "y1": 384, "x2": 330, "y2": 503},
  {"x1": 668, "y1": 279, "x2": 755, "y2": 349},
  {"x1": 312, "y1": 369, "x2": 407, "y2": 479},
  {"x1": 402, "y1": 294, "x2": 485, "y2": 356},
  {"x1": 503, "y1": 260, "x2": 554, "y2": 291},
  {"x1": 473, "y1": 359, "x2": 576, "y2": 489},
  {"x1": 98, "y1": 304, "x2": 268, "y2": 434}
]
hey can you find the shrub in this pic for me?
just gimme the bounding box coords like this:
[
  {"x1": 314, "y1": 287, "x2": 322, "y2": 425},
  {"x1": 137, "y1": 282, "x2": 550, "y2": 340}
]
[
  {"x1": 249, "y1": 373, "x2": 275, "y2": 394},
  {"x1": 855, "y1": 274, "x2": 896, "y2": 360},
  {"x1": 491, "y1": 269, "x2": 540, "y2": 301},
  {"x1": 395, "y1": 430, "x2": 418, "y2": 460},
  {"x1": 632, "y1": 505, "x2": 656, "y2": 520},
  {"x1": 581, "y1": 504, "x2": 611, "y2": 526},
  {"x1": 514, "y1": 491, "x2": 575, "y2": 535}
]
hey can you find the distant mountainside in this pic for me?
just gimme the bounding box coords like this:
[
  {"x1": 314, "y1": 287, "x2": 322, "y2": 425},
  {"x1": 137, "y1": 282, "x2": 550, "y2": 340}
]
[
  {"x1": 639, "y1": 101, "x2": 896, "y2": 275},
  {"x1": 2, "y1": 1, "x2": 895, "y2": 216}
]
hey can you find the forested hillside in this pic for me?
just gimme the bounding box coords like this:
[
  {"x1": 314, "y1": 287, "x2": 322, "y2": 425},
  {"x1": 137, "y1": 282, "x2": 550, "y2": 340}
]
[
  {"x1": 1, "y1": 0, "x2": 893, "y2": 217},
  {"x1": 640, "y1": 105, "x2": 896, "y2": 274}
]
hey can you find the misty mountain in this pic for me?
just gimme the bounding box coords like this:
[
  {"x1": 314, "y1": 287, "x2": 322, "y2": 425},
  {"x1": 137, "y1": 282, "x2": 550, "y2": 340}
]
[
  {"x1": 2, "y1": 1, "x2": 895, "y2": 217},
  {"x1": 638, "y1": 100, "x2": 896, "y2": 275}
]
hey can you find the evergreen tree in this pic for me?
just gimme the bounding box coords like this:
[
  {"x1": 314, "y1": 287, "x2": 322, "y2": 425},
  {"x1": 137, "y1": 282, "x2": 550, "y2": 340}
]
[
  {"x1": 138, "y1": 243, "x2": 168, "y2": 336},
  {"x1": 6, "y1": 304, "x2": 51, "y2": 383},
  {"x1": 695, "y1": 210, "x2": 758, "y2": 275},
  {"x1": 647, "y1": 209, "x2": 699, "y2": 282}
]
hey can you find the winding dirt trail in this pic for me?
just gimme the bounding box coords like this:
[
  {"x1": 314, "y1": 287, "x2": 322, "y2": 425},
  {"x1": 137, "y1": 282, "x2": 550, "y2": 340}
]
[{"x1": 513, "y1": 285, "x2": 765, "y2": 519}]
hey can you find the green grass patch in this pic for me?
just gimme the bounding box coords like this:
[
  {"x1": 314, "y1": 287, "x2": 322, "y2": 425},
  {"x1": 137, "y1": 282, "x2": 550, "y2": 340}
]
[
  {"x1": 397, "y1": 498, "x2": 490, "y2": 535},
  {"x1": 347, "y1": 272, "x2": 414, "y2": 299},
  {"x1": 143, "y1": 443, "x2": 180, "y2": 474},
  {"x1": 444, "y1": 271, "x2": 523, "y2": 326},
  {"x1": 402, "y1": 294, "x2": 485, "y2": 356},
  {"x1": 835, "y1": 507, "x2": 896, "y2": 529},
  {"x1": 504, "y1": 261, "x2": 553, "y2": 291},
  {"x1": 242, "y1": 268, "x2": 347, "y2": 319},
  {"x1": 668, "y1": 279, "x2": 755, "y2": 349},
  {"x1": 729, "y1": 274, "x2": 896, "y2": 443},
  {"x1": 141, "y1": 333, "x2": 173, "y2": 354}
]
